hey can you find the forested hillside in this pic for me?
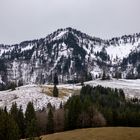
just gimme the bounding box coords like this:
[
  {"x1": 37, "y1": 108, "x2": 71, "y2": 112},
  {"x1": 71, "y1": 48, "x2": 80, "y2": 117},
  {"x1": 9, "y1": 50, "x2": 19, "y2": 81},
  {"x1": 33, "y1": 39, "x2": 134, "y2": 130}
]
[{"x1": 0, "y1": 85, "x2": 140, "y2": 140}]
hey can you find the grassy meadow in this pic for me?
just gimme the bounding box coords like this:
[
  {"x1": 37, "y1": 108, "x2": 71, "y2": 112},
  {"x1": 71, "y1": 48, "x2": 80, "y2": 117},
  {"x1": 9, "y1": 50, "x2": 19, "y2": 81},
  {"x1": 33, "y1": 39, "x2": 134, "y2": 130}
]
[{"x1": 40, "y1": 127, "x2": 140, "y2": 140}]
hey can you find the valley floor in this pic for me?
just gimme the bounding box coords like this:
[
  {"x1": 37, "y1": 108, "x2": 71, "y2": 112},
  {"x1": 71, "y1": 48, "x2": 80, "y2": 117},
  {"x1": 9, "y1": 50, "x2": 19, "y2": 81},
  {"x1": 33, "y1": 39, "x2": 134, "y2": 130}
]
[{"x1": 40, "y1": 127, "x2": 140, "y2": 140}]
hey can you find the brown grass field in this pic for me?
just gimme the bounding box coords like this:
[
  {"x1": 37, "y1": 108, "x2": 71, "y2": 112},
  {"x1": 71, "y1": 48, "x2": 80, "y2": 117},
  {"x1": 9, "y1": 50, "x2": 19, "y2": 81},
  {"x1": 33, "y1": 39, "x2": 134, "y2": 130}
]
[
  {"x1": 40, "y1": 127, "x2": 140, "y2": 140},
  {"x1": 40, "y1": 85, "x2": 80, "y2": 98}
]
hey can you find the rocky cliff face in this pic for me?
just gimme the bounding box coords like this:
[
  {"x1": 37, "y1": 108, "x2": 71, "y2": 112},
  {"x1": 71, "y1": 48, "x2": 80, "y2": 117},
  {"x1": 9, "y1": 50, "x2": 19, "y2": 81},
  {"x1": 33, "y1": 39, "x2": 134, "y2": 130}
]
[{"x1": 0, "y1": 27, "x2": 140, "y2": 85}]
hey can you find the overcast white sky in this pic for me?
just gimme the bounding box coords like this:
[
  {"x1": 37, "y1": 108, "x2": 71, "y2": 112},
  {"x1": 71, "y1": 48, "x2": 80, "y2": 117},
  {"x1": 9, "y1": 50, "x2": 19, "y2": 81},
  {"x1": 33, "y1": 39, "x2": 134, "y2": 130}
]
[{"x1": 0, "y1": 0, "x2": 140, "y2": 44}]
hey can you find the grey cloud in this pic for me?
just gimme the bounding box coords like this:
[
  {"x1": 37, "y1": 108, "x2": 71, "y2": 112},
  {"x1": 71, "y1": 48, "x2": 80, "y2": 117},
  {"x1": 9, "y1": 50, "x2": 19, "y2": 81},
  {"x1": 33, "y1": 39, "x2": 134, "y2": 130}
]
[{"x1": 0, "y1": 0, "x2": 140, "y2": 44}]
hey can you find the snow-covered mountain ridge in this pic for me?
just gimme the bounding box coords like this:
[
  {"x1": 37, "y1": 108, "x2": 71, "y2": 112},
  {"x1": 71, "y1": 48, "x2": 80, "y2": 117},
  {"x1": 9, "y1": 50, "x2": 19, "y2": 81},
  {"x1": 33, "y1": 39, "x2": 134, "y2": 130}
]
[{"x1": 0, "y1": 27, "x2": 140, "y2": 85}]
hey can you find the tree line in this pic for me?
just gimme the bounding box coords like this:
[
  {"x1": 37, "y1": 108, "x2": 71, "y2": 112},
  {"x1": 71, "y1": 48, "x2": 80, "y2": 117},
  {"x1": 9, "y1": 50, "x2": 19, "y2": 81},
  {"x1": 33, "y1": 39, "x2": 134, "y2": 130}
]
[{"x1": 79, "y1": 85, "x2": 140, "y2": 127}]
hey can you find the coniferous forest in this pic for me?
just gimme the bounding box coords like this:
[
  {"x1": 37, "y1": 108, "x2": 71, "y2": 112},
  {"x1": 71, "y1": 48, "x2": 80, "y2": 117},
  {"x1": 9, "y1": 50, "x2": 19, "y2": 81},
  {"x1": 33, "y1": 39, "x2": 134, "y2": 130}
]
[{"x1": 0, "y1": 85, "x2": 140, "y2": 140}]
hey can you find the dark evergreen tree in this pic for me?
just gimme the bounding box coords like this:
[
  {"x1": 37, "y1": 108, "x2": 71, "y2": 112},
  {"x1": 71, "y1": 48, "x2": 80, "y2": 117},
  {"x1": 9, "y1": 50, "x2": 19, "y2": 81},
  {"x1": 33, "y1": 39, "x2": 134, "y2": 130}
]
[
  {"x1": 0, "y1": 110, "x2": 8, "y2": 140},
  {"x1": 7, "y1": 116, "x2": 19, "y2": 140},
  {"x1": 10, "y1": 102, "x2": 19, "y2": 122},
  {"x1": 65, "y1": 96, "x2": 82, "y2": 130},
  {"x1": 25, "y1": 119, "x2": 37, "y2": 139},
  {"x1": 25, "y1": 102, "x2": 36, "y2": 125},
  {"x1": 9, "y1": 82, "x2": 17, "y2": 91},
  {"x1": 10, "y1": 102, "x2": 25, "y2": 138},
  {"x1": 25, "y1": 102, "x2": 37, "y2": 138},
  {"x1": 60, "y1": 102, "x2": 63, "y2": 109},
  {"x1": 4, "y1": 106, "x2": 8, "y2": 114},
  {"x1": 102, "y1": 70, "x2": 110, "y2": 80},
  {"x1": 53, "y1": 73, "x2": 59, "y2": 85},
  {"x1": 47, "y1": 102, "x2": 53, "y2": 109},
  {"x1": 0, "y1": 110, "x2": 19, "y2": 140},
  {"x1": 53, "y1": 85, "x2": 59, "y2": 97},
  {"x1": 17, "y1": 106, "x2": 25, "y2": 138},
  {"x1": 46, "y1": 109, "x2": 54, "y2": 134},
  {"x1": 18, "y1": 80, "x2": 23, "y2": 87}
]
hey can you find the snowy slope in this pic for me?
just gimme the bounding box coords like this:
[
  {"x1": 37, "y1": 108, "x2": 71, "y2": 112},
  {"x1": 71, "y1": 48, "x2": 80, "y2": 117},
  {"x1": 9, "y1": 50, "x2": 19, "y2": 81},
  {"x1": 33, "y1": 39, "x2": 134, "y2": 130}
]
[
  {"x1": 106, "y1": 44, "x2": 135, "y2": 62},
  {"x1": 106, "y1": 39, "x2": 140, "y2": 64},
  {"x1": 53, "y1": 30, "x2": 68, "y2": 40},
  {"x1": 0, "y1": 85, "x2": 71, "y2": 112}
]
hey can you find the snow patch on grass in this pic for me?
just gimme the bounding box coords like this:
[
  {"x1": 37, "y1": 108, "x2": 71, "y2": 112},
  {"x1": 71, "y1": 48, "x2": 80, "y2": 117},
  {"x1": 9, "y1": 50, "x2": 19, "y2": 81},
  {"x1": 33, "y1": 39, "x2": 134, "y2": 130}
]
[{"x1": 0, "y1": 85, "x2": 70, "y2": 112}]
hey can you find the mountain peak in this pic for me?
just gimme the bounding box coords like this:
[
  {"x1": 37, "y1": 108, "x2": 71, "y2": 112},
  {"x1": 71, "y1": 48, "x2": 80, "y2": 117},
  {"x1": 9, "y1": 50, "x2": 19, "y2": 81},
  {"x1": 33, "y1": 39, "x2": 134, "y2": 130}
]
[{"x1": 0, "y1": 28, "x2": 140, "y2": 85}]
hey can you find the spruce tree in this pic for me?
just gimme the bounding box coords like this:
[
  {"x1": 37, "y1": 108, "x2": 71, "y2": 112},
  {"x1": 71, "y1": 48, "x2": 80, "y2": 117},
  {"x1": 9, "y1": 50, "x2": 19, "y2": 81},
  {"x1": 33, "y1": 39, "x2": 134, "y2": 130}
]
[
  {"x1": 0, "y1": 110, "x2": 7, "y2": 140},
  {"x1": 10, "y1": 102, "x2": 18, "y2": 122},
  {"x1": 65, "y1": 96, "x2": 82, "y2": 130},
  {"x1": 0, "y1": 110, "x2": 19, "y2": 140},
  {"x1": 59, "y1": 102, "x2": 63, "y2": 109},
  {"x1": 25, "y1": 119, "x2": 37, "y2": 139},
  {"x1": 7, "y1": 115, "x2": 19, "y2": 140},
  {"x1": 53, "y1": 85, "x2": 59, "y2": 97},
  {"x1": 46, "y1": 109, "x2": 54, "y2": 134},
  {"x1": 25, "y1": 102, "x2": 37, "y2": 138},
  {"x1": 25, "y1": 102, "x2": 36, "y2": 124},
  {"x1": 18, "y1": 106, "x2": 25, "y2": 138},
  {"x1": 10, "y1": 104, "x2": 25, "y2": 138}
]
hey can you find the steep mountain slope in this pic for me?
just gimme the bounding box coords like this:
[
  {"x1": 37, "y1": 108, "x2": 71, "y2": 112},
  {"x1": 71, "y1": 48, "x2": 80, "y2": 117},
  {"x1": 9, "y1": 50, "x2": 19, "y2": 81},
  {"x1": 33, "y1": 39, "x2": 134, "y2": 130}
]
[{"x1": 0, "y1": 27, "x2": 140, "y2": 85}]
